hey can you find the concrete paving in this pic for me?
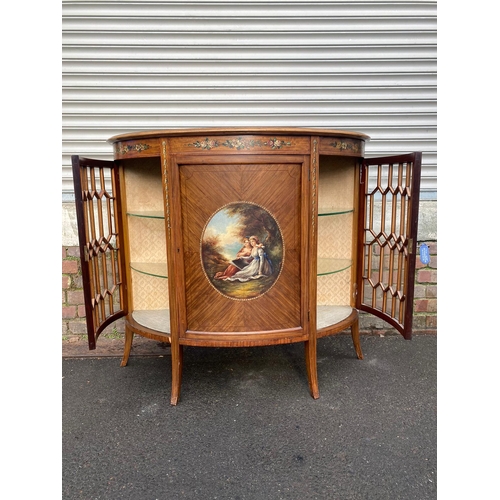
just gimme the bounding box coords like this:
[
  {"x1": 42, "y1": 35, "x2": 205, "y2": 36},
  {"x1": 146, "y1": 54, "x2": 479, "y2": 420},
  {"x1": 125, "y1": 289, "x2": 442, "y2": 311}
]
[{"x1": 62, "y1": 334, "x2": 437, "y2": 499}]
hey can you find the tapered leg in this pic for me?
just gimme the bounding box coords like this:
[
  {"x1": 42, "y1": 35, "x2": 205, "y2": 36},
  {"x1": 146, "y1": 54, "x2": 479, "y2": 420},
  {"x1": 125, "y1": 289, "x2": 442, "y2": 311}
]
[
  {"x1": 170, "y1": 343, "x2": 183, "y2": 405},
  {"x1": 304, "y1": 339, "x2": 319, "y2": 399},
  {"x1": 351, "y1": 317, "x2": 364, "y2": 360},
  {"x1": 120, "y1": 325, "x2": 134, "y2": 367}
]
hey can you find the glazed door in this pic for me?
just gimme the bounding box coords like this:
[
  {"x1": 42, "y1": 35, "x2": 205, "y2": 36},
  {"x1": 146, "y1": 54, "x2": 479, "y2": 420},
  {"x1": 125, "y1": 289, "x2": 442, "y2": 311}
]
[
  {"x1": 72, "y1": 156, "x2": 127, "y2": 349},
  {"x1": 356, "y1": 153, "x2": 422, "y2": 339}
]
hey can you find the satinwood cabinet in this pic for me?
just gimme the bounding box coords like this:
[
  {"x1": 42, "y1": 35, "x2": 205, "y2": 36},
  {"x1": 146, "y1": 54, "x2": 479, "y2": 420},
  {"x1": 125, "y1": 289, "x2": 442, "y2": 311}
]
[{"x1": 72, "y1": 127, "x2": 421, "y2": 404}]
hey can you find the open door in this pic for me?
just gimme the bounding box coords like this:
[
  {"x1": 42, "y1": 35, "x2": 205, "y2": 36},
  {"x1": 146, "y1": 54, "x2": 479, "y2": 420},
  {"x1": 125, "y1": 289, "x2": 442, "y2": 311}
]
[
  {"x1": 72, "y1": 156, "x2": 127, "y2": 349},
  {"x1": 356, "y1": 153, "x2": 422, "y2": 339}
]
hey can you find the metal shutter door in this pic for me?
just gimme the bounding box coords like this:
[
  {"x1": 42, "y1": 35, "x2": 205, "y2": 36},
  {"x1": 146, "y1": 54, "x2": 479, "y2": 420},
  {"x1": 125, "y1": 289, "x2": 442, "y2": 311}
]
[{"x1": 62, "y1": 1, "x2": 437, "y2": 198}]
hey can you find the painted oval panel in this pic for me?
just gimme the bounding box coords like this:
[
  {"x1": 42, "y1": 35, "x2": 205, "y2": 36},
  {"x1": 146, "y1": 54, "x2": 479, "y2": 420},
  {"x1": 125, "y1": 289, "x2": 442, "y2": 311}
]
[{"x1": 201, "y1": 202, "x2": 284, "y2": 300}]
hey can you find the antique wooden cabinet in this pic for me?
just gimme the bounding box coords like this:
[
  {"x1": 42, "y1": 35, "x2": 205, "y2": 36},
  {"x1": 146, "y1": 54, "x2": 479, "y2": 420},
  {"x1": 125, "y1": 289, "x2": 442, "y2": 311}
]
[{"x1": 72, "y1": 127, "x2": 421, "y2": 404}]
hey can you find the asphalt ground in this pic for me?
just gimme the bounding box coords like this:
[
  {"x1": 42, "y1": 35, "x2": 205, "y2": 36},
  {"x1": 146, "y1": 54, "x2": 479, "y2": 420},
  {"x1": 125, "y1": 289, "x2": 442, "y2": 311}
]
[{"x1": 62, "y1": 334, "x2": 437, "y2": 499}]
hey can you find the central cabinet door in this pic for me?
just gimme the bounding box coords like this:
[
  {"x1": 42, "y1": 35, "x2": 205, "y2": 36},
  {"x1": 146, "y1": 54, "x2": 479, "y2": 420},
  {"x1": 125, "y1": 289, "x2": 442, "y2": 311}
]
[{"x1": 169, "y1": 154, "x2": 311, "y2": 345}]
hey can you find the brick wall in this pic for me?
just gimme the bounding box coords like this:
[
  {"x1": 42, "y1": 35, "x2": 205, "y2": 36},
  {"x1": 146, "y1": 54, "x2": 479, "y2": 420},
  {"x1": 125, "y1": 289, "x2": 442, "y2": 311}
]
[
  {"x1": 62, "y1": 246, "x2": 89, "y2": 337},
  {"x1": 62, "y1": 241, "x2": 437, "y2": 339},
  {"x1": 414, "y1": 241, "x2": 438, "y2": 333}
]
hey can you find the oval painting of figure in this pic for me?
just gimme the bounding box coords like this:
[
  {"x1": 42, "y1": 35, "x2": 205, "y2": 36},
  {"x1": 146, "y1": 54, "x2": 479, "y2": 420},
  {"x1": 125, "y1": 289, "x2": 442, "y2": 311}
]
[{"x1": 201, "y1": 202, "x2": 284, "y2": 300}]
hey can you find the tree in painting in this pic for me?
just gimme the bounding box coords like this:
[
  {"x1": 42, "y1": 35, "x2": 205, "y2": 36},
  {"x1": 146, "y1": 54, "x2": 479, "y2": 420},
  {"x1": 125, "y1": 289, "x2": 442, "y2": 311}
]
[{"x1": 201, "y1": 202, "x2": 283, "y2": 299}]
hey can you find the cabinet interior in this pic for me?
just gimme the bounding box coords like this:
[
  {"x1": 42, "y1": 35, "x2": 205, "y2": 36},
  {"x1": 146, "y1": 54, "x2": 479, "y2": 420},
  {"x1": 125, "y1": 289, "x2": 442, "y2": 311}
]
[
  {"x1": 120, "y1": 154, "x2": 357, "y2": 333},
  {"x1": 122, "y1": 158, "x2": 170, "y2": 332},
  {"x1": 316, "y1": 155, "x2": 357, "y2": 327}
]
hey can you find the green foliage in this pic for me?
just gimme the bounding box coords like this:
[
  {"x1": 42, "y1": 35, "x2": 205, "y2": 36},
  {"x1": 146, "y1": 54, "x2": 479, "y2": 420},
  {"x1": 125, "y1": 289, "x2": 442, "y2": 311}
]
[
  {"x1": 102, "y1": 326, "x2": 122, "y2": 339},
  {"x1": 213, "y1": 274, "x2": 277, "y2": 300}
]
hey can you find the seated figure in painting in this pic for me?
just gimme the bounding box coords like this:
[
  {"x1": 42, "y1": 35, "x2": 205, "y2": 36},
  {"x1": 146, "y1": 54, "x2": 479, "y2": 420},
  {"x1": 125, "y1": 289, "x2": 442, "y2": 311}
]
[
  {"x1": 214, "y1": 238, "x2": 253, "y2": 280},
  {"x1": 225, "y1": 235, "x2": 273, "y2": 282}
]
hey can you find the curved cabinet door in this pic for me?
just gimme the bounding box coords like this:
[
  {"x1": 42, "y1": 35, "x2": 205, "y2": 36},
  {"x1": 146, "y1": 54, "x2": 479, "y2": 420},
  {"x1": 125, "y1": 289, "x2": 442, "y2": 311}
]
[
  {"x1": 165, "y1": 153, "x2": 312, "y2": 346},
  {"x1": 357, "y1": 153, "x2": 422, "y2": 339},
  {"x1": 72, "y1": 156, "x2": 127, "y2": 349}
]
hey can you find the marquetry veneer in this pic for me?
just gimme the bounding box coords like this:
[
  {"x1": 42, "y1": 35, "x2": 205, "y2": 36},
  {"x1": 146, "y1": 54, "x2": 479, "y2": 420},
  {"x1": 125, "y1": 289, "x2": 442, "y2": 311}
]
[{"x1": 72, "y1": 127, "x2": 421, "y2": 404}]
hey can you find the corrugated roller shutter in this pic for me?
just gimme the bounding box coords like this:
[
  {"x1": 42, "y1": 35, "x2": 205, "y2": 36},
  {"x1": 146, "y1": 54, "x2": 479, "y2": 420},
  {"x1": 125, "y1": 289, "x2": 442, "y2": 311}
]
[{"x1": 62, "y1": 0, "x2": 437, "y2": 198}]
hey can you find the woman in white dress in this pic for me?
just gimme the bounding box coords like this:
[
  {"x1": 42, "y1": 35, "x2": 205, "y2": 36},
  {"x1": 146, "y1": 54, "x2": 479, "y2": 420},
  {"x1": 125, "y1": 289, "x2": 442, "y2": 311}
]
[{"x1": 225, "y1": 235, "x2": 273, "y2": 282}]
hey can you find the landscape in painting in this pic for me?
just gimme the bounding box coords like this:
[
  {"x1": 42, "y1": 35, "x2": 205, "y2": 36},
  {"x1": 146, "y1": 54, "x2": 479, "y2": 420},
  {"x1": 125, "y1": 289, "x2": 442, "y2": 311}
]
[{"x1": 201, "y1": 202, "x2": 284, "y2": 300}]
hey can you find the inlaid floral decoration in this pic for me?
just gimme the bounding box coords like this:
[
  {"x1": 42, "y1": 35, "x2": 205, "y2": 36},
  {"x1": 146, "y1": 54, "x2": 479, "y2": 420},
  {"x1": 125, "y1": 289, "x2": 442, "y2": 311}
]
[
  {"x1": 328, "y1": 140, "x2": 360, "y2": 153},
  {"x1": 187, "y1": 137, "x2": 292, "y2": 150},
  {"x1": 115, "y1": 143, "x2": 151, "y2": 155}
]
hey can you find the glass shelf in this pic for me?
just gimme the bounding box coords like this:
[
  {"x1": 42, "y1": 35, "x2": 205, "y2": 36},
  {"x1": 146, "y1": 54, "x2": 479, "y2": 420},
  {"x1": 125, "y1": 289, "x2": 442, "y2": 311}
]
[
  {"x1": 130, "y1": 262, "x2": 168, "y2": 278},
  {"x1": 318, "y1": 207, "x2": 353, "y2": 216},
  {"x1": 317, "y1": 258, "x2": 352, "y2": 276},
  {"x1": 127, "y1": 210, "x2": 165, "y2": 219}
]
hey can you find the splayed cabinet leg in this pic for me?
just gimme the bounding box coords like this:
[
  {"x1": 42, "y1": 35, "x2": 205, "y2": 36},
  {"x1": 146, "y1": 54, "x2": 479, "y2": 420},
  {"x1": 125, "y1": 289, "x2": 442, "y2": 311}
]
[
  {"x1": 304, "y1": 339, "x2": 319, "y2": 399},
  {"x1": 120, "y1": 326, "x2": 134, "y2": 367},
  {"x1": 170, "y1": 343, "x2": 183, "y2": 405},
  {"x1": 351, "y1": 316, "x2": 364, "y2": 360}
]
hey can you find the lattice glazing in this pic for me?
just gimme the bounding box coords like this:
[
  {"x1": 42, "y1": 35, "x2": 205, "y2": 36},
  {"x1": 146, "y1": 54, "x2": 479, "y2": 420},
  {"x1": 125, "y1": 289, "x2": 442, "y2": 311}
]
[
  {"x1": 80, "y1": 164, "x2": 124, "y2": 329},
  {"x1": 361, "y1": 160, "x2": 414, "y2": 324}
]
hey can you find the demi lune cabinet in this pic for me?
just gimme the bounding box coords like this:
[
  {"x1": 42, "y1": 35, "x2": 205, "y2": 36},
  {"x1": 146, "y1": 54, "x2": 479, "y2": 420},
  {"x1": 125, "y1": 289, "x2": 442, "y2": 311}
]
[{"x1": 72, "y1": 127, "x2": 421, "y2": 405}]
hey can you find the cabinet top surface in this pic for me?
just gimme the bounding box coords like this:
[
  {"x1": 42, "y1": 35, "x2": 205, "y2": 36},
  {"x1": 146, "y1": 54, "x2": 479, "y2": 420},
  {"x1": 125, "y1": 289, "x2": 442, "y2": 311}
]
[{"x1": 108, "y1": 127, "x2": 370, "y2": 143}]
